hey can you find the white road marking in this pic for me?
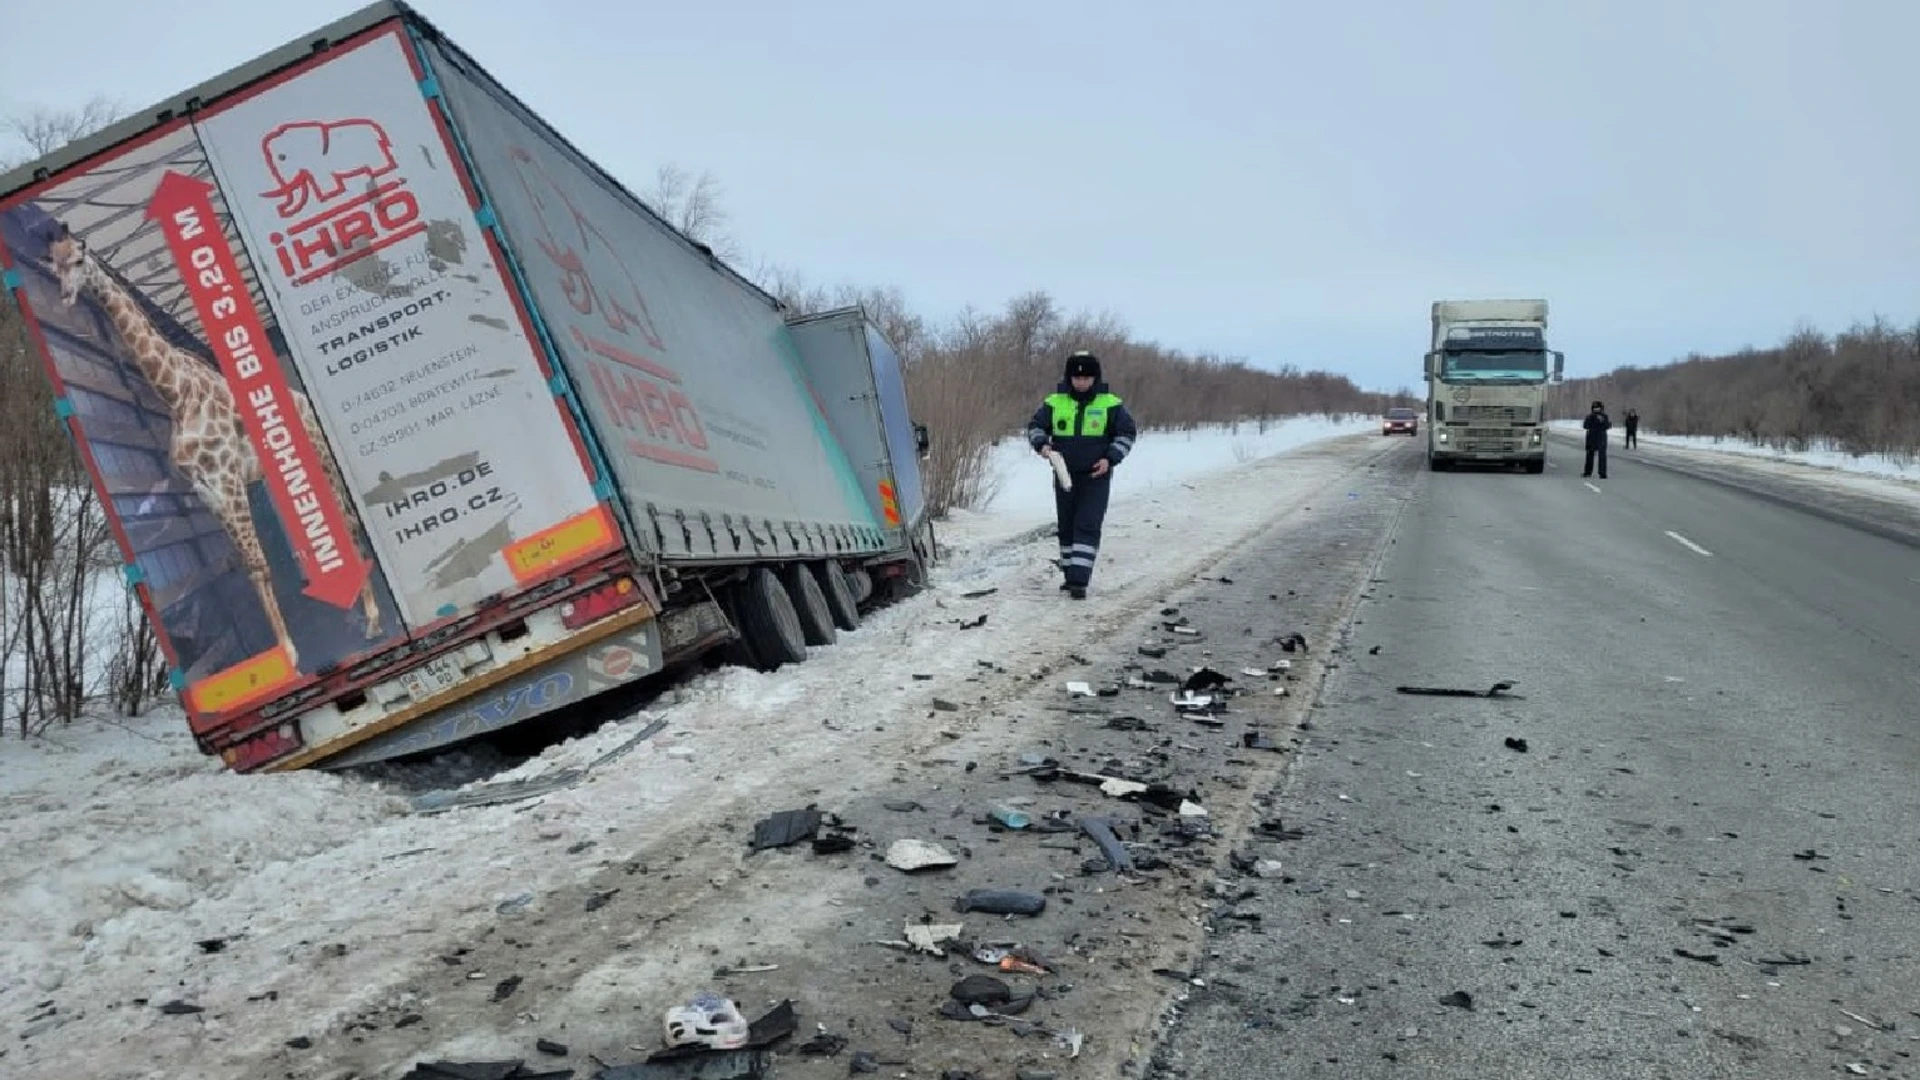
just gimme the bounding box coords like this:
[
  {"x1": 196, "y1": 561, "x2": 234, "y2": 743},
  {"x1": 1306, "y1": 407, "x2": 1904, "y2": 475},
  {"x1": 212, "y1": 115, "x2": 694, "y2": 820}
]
[
  {"x1": 1583, "y1": 481, "x2": 1602, "y2": 494},
  {"x1": 1665, "y1": 530, "x2": 1713, "y2": 557}
]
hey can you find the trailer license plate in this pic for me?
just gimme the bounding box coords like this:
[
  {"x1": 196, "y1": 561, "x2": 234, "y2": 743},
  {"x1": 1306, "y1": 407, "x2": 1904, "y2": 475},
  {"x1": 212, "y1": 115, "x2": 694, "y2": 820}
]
[{"x1": 401, "y1": 654, "x2": 465, "y2": 702}]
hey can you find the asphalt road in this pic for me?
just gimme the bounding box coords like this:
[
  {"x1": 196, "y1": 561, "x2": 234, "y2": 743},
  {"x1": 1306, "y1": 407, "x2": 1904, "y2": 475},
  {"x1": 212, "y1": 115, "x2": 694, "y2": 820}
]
[{"x1": 1153, "y1": 437, "x2": 1920, "y2": 1079}]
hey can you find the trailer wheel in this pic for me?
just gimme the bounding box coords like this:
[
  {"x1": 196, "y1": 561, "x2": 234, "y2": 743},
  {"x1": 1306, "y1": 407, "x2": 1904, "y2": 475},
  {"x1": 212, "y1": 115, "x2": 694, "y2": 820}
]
[
  {"x1": 716, "y1": 583, "x2": 763, "y2": 670},
  {"x1": 735, "y1": 568, "x2": 808, "y2": 671},
  {"x1": 848, "y1": 567, "x2": 875, "y2": 606},
  {"x1": 813, "y1": 560, "x2": 861, "y2": 631},
  {"x1": 781, "y1": 563, "x2": 838, "y2": 647}
]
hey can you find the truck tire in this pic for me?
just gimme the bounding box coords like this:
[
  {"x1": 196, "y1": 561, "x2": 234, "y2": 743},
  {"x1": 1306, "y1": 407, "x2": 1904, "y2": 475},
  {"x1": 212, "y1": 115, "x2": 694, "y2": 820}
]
[
  {"x1": 781, "y1": 563, "x2": 837, "y2": 647},
  {"x1": 735, "y1": 567, "x2": 808, "y2": 671},
  {"x1": 716, "y1": 585, "x2": 763, "y2": 670},
  {"x1": 1525, "y1": 459, "x2": 1546, "y2": 474},
  {"x1": 848, "y1": 567, "x2": 875, "y2": 606},
  {"x1": 813, "y1": 560, "x2": 861, "y2": 631},
  {"x1": 1428, "y1": 455, "x2": 1450, "y2": 472}
]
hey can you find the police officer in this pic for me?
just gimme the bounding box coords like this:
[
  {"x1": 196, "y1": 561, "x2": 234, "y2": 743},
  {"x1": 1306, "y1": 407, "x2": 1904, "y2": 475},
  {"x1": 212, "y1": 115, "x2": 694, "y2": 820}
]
[
  {"x1": 1026, "y1": 350, "x2": 1138, "y2": 599},
  {"x1": 1623, "y1": 407, "x2": 1640, "y2": 448},
  {"x1": 1582, "y1": 399, "x2": 1611, "y2": 479}
]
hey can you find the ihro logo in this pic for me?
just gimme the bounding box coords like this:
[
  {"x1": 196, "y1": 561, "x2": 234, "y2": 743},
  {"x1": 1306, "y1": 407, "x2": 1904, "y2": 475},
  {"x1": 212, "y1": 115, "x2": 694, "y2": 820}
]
[{"x1": 258, "y1": 118, "x2": 427, "y2": 286}]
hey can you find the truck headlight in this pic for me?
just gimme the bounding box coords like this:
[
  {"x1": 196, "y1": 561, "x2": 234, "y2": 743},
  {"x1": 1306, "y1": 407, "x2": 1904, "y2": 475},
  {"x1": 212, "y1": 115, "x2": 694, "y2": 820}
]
[
  {"x1": 1437, "y1": 430, "x2": 1449, "y2": 443},
  {"x1": 1529, "y1": 429, "x2": 1542, "y2": 445}
]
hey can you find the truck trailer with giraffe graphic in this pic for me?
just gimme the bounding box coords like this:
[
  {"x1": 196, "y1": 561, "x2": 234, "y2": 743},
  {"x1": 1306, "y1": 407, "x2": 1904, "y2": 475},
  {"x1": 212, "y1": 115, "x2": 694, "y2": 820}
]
[{"x1": 0, "y1": 1, "x2": 931, "y2": 772}]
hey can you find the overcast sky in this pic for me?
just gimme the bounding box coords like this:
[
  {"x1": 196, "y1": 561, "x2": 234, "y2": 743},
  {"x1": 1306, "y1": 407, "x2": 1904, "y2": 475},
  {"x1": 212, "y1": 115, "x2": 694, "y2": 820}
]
[{"x1": 4, "y1": 0, "x2": 1917, "y2": 392}]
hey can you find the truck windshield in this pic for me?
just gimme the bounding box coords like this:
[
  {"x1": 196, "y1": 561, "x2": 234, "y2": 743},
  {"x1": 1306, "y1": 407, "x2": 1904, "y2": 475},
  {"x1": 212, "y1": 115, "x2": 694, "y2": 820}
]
[{"x1": 1441, "y1": 349, "x2": 1549, "y2": 381}]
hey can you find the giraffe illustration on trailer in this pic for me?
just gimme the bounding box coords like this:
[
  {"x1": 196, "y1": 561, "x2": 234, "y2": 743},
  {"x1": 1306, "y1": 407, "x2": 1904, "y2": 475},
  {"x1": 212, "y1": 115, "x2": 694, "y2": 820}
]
[{"x1": 45, "y1": 221, "x2": 384, "y2": 670}]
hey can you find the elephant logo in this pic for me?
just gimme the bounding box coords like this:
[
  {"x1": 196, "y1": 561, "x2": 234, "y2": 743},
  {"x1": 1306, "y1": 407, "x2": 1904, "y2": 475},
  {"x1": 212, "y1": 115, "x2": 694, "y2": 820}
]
[{"x1": 258, "y1": 119, "x2": 399, "y2": 218}]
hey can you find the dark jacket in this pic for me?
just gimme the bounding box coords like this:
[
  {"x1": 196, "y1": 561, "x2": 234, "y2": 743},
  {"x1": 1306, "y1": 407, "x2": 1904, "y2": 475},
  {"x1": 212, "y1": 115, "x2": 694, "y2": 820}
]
[
  {"x1": 1027, "y1": 380, "x2": 1138, "y2": 475},
  {"x1": 1583, "y1": 409, "x2": 1612, "y2": 449},
  {"x1": 1624, "y1": 410, "x2": 1639, "y2": 431}
]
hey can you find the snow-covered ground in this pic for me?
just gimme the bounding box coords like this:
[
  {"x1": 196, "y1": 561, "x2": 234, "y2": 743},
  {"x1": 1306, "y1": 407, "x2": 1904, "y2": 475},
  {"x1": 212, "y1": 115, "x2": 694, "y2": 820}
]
[
  {"x1": 7, "y1": 410, "x2": 1918, "y2": 1079},
  {"x1": 0, "y1": 415, "x2": 1379, "y2": 1080}
]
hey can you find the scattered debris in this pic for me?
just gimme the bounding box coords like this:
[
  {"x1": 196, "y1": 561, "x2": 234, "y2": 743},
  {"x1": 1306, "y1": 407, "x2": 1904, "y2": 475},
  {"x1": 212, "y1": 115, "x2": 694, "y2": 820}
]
[
  {"x1": 795, "y1": 1031, "x2": 848, "y2": 1057},
  {"x1": 1170, "y1": 690, "x2": 1217, "y2": 713},
  {"x1": 903, "y1": 923, "x2": 965, "y2": 956},
  {"x1": 1438, "y1": 991, "x2": 1474, "y2": 1010},
  {"x1": 886, "y1": 839, "x2": 959, "y2": 872},
  {"x1": 1503, "y1": 737, "x2": 1529, "y2": 753},
  {"x1": 954, "y1": 889, "x2": 1047, "y2": 916},
  {"x1": 1182, "y1": 667, "x2": 1231, "y2": 692},
  {"x1": 664, "y1": 992, "x2": 752, "y2": 1051},
  {"x1": 400, "y1": 1063, "x2": 573, "y2": 1080},
  {"x1": 989, "y1": 806, "x2": 1032, "y2": 829},
  {"x1": 605, "y1": 999, "x2": 796, "y2": 1079},
  {"x1": 950, "y1": 975, "x2": 1012, "y2": 1005},
  {"x1": 749, "y1": 809, "x2": 822, "y2": 851},
  {"x1": 1396, "y1": 680, "x2": 1516, "y2": 698},
  {"x1": 959, "y1": 615, "x2": 988, "y2": 630},
  {"x1": 1079, "y1": 816, "x2": 1134, "y2": 872}
]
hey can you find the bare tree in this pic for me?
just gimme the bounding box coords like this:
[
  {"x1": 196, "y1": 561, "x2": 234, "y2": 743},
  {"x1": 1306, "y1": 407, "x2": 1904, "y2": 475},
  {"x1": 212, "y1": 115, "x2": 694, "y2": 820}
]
[
  {"x1": 0, "y1": 95, "x2": 122, "y2": 169},
  {"x1": 644, "y1": 163, "x2": 742, "y2": 262}
]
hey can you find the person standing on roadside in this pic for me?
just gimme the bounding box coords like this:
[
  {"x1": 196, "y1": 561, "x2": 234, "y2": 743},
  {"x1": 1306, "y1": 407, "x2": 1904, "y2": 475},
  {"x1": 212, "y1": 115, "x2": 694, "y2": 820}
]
[
  {"x1": 1582, "y1": 399, "x2": 1611, "y2": 479},
  {"x1": 1623, "y1": 407, "x2": 1640, "y2": 448},
  {"x1": 1025, "y1": 350, "x2": 1138, "y2": 599}
]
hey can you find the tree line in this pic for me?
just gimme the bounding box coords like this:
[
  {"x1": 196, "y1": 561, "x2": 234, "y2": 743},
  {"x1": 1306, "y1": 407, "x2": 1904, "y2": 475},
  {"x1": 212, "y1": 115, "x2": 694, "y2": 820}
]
[{"x1": 1552, "y1": 318, "x2": 1920, "y2": 461}]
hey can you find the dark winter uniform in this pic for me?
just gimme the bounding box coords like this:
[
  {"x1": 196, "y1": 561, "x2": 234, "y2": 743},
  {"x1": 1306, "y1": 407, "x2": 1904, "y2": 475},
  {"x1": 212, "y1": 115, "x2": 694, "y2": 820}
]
[
  {"x1": 1582, "y1": 401, "x2": 1611, "y2": 479},
  {"x1": 1026, "y1": 352, "x2": 1138, "y2": 597},
  {"x1": 1623, "y1": 408, "x2": 1639, "y2": 448}
]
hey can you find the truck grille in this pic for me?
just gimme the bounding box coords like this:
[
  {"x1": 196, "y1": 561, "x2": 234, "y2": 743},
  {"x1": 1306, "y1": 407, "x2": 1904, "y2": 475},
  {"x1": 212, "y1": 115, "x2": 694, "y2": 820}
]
[
  {"x1": 1456, "y1": 405, "x2": 1530, "y2": 422},
  {"x1": 1463, "y1": 427, "x2": 1514, "y2": 440}
]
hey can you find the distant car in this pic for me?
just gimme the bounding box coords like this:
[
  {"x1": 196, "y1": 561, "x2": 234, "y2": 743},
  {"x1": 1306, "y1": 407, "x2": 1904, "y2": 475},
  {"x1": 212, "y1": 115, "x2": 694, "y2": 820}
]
[{"x1": 1382, "y1": 407, "x2": 1419, "y2": 436}]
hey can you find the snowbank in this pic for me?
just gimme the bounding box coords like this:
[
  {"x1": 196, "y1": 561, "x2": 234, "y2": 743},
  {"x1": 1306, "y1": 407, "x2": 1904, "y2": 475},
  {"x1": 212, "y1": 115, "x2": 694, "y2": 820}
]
[{"x1": 937, "y1": 415, "x2": 1377, "y2": 552}]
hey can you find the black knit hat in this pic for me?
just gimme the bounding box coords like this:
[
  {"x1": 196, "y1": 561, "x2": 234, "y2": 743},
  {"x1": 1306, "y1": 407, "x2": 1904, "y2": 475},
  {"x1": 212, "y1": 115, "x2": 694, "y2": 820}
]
[{"x1": 1065, "y1": 350, "x2": 1101, "y2": 380}]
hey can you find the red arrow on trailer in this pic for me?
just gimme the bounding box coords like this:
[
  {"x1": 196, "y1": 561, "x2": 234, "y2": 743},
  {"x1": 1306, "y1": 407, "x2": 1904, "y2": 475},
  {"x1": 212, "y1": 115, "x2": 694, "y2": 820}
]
[{"x1": 146, "y1": 169, "x2": 370, "y2": 609}]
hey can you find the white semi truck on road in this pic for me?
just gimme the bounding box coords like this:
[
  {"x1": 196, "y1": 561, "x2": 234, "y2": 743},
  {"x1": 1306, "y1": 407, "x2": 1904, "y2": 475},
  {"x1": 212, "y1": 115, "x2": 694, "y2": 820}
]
[{"x1": 1425, "y1": 299, "x2": 1564, "y2": 473}]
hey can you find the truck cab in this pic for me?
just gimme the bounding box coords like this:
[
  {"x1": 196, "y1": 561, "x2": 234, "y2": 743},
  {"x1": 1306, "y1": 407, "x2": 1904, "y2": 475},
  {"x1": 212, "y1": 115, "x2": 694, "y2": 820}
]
[{"x1": 1424, "y1": 299, "x2": 1564, "y2": 473}]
